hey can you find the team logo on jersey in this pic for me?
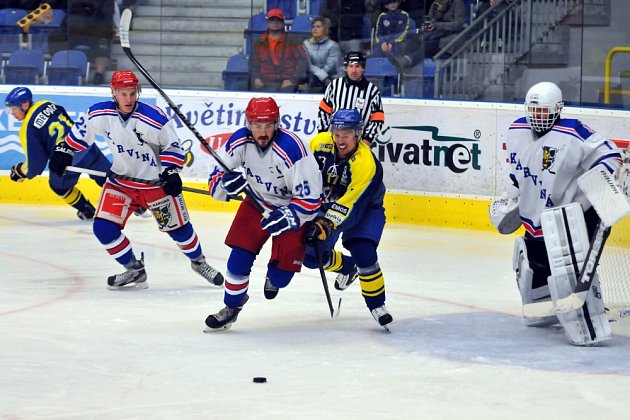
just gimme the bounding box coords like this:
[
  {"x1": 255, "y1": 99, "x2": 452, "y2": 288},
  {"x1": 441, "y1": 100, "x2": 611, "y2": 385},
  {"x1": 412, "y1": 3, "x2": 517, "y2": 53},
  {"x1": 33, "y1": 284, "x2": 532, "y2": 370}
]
[
  {"x1": 541, "y1": 146, "x2": 557, "y2": 173},
  {"x1": 355, "y1": 98, "x2": 365, "y2": 110},
  {"x1": 153, "y1": 204, "x2": 172, "y2": 227},
  {"x1": 133, "y1": 128, "x2": 145, "y2": 146}
]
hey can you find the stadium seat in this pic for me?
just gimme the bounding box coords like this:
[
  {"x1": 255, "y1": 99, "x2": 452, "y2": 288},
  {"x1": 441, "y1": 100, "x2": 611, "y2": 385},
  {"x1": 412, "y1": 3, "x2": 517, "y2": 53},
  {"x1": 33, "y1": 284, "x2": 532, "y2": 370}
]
[
  {"x1": 0, "y1": 9, "x2": 26, "y2": 56},
  {"x1": 222, "y1": 53, "x2": 249, "y2": 91},
  {"x1": 266, "y1": 0, "x2": 297, "y2": 20},
  {"x1": 3, "y1": 48, "x2": 45, "y2": 84},
  {"x1": 289, "y1": 15, "x2": 312, "y2": 42},
  {"x1": 308, "y1": 0, "x2": 321, "y2": 16},
  {"x1": 365, "y1": 57, "x2": 399, "y2": 96},
  {"x1": 29, "y1": 8, "x2": 65, "y2": 55},
  {"x1": 47, "y1": 49, "x2": 89, "y2": 85},
  {"x1": 243, "y1": 12, "x2": 268, "y2": 56}
]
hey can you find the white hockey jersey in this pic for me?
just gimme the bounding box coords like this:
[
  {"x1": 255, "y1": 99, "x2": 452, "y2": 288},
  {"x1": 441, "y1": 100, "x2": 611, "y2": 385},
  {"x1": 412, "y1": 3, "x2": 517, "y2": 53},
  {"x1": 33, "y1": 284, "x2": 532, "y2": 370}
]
[
  {"x1": 66, "y1": 101, "x2": 185, "y2": 189},
  {"x1": 208, "y1": 126, "x2": 322, "y2": 225},
  {"x1": 507, "y1": 117, "x2": 622, "y2": 238}
]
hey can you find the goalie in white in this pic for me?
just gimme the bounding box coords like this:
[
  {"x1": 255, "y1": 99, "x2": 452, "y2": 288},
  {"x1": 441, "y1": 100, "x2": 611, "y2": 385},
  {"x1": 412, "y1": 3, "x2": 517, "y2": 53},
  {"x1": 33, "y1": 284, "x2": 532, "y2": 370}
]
[{"x1": 490, "y1": 81, "x2": 623, "y2": 345}]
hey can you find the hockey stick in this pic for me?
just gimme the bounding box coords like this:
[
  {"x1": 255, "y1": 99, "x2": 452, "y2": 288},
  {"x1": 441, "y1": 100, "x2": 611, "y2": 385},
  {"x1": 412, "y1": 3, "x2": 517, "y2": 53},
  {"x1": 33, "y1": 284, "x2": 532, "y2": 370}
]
[
  {"x1": 522, "y1": 167, "x2": 629, "y2": 317},
  {"x1": 65, "y1": 166, "x2": 214, "y2": 196},
  {"x1": 119, "y1": 9, "x2": 257, "y2": 207},
  {"x1": 521, "y1": 221, "x2": 611, "y2": 317},
  {"x1": 120, "y1": 9, "x2": 334, "y2": 317},
  {"x1": 314, "y1": 243, "x2": 335, "y2": 318}
]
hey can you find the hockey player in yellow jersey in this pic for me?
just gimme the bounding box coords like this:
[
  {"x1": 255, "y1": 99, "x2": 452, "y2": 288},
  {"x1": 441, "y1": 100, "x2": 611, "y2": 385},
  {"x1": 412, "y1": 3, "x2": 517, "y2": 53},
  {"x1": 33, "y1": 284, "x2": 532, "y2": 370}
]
[
  {"x1": 5, "y1": 87, "x2": 111, "y2": 220},
  {"x1": 304, "y1": 109, "x2": 392, "y2": 329}
]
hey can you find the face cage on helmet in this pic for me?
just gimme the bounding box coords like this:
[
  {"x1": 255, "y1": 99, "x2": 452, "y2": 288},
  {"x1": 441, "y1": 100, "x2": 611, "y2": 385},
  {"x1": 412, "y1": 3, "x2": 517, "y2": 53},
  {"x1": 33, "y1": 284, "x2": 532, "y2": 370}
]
[{"x1": 526, "y1": 104, "x2": 559, "y2": 132}]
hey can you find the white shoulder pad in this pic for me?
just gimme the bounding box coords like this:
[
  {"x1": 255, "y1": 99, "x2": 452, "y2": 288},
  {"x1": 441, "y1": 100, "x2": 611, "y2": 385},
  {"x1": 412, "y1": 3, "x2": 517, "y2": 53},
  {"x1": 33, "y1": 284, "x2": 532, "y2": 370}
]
[{"x1": 490, "y1": 196, "x2": 520, "y2": 234}]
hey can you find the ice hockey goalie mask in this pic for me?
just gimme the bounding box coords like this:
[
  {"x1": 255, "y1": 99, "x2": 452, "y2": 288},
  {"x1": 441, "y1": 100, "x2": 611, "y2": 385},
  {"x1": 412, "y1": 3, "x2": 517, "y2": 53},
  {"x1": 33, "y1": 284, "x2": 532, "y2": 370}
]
[
  {"x1": 525, "y1": 81, "x2": 563, "y2": 132},
  {"x1": 245, "y1": 97, "x2": 280, "y2": 129}
]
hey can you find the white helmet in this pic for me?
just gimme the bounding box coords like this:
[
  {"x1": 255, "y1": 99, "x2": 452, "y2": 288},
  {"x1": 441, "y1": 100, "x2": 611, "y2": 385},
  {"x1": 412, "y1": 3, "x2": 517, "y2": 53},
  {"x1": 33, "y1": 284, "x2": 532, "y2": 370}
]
[{"x1": 524, "y1": 82, "x2": 563, "y2": 132}]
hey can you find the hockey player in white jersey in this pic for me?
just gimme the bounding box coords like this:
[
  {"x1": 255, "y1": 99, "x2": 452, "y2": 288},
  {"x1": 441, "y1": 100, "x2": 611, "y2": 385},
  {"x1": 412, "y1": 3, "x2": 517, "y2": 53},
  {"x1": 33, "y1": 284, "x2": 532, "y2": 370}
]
[
  {"x1": 49, "y1": 70, "x2": 223, "y2": 290},
  {"x1": 490, "y1": 81, "x2": 623, "y2": 345},
  {"x1": 204, "y1": 97, "x2": 322, "y2": 331}
]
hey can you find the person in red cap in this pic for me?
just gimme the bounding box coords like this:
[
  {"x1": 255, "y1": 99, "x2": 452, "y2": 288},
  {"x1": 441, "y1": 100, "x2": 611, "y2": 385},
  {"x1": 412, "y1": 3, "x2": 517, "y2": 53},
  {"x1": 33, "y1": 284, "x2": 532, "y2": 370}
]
[
  {"x1": 250, "y1": 8, "x2": 308, "y2": 92},
  {"x1": 49, "y1": 70, "x2": 225, "y2": 290}
]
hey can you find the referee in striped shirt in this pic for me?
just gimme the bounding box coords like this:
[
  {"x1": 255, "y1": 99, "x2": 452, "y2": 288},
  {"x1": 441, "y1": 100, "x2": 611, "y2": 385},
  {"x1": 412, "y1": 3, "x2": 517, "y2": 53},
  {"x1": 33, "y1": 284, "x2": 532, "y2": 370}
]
[{"x1": 317, "y1": 51, "x2": 385, "y2": 146}]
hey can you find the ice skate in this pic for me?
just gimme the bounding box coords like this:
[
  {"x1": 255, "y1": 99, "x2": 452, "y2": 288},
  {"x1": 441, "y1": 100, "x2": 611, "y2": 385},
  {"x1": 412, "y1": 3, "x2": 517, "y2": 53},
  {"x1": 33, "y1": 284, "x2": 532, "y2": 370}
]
[
  {"x1": 107, "y1": 254, "x2": 147, "y2": 290},
  {"x1": 77, "y1": 201, "x2": 95, "y2": 220},
  {"x1": 263, "y1": 277, "x2": 278, "y2": 300},
  {"x1": 191, "y1": 257, "x2": 224, "y2": 286},
  {"x1": 204, "y1": 295, "x2": 249, "y2": 331},
  {"x1": 371, "y1": 305, "x2": 393, "y2": 331},
  {"x1": 334, "y1": 265, "x2": 358, "y2": 291}
]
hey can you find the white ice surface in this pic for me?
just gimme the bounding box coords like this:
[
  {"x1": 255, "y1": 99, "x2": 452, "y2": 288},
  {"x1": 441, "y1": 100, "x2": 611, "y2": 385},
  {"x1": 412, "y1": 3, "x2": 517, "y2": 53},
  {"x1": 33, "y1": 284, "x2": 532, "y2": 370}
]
[{"x1": 1, "y1": 204, "x2": 630, "y2": 420}]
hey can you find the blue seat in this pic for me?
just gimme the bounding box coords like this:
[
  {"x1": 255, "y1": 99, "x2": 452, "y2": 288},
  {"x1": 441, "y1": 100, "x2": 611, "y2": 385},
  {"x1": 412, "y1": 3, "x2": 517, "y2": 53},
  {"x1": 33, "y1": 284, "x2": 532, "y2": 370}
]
[
  {"x1": 365, "y1": 57, "x2": 399, "y2": 96},
  {"x1": 4, "y1": 48, "x2": 45, "y2": 84},
  {"x1": 309, "y1": 0, "x2": 321, "y2": 16},
  {"x1": 401, "y1": 59, "x2": 436, "y2": 98},
  {"x1": 0, "y1": 9, "x2": 26, "y2": 56},
  {"x1": 290, "y1": 15, "x2": 312, "y2": 42},
  {"x1": 222, "y1": 53, "x2": 249, "y2": 91},
  {"x1": 29, "y1": 9, "x2": 65, "y2": 55},
  {"x1": 47, "y1": 50, "x2": 89, "y2": 85},
  {"x1": 243, "y1": 12, "x2": 268, "y2": 55},
  {"x1": 266, "y1": 0, "x2": 297, "y2": 20}
]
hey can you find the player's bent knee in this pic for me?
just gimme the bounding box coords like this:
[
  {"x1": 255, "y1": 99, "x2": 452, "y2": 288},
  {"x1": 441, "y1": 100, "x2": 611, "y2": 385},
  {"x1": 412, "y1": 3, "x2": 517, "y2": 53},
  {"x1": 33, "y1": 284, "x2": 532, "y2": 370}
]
[
  {"x1": 266, "y1": 262, "x2": 294, "y2": 288},
  {"x1": 93, "y1": 217, "x2": 122, "y2": 244},
  {"x1": 346, "y1": 239, "x2": 377, "y2": 268},
  {"x1": 227, "y1": 247, "x2": 257, "y2": 277},
  {"x1": 513, "y1": 237, "x2": 556, "y2": 327}
]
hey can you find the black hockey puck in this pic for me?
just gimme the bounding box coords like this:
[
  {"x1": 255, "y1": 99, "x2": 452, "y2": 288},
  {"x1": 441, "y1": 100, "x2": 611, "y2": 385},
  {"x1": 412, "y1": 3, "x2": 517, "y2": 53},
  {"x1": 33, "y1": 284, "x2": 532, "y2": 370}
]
[{"x1": 253, "y1": 377, "x2": 267, "y2": 383}]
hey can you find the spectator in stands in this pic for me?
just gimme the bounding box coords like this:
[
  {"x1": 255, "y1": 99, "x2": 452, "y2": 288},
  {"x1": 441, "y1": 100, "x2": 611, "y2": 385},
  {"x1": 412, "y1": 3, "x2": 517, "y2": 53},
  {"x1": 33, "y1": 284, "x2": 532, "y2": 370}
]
[
  {"x1": 388, "y1": 0, "x2": 466, "y2": 70},
  {"x1": 250, "y1": 8, "x2": 308, "y2": 93},
  {"x1": 373, "y1": 0, "x2": 411, "y2": 58},
  {"x1": 61, "y1": 0, "x2": 115, "y2": 85},
  {"x1": 303, "y1": 16, "x2": 342, "y2": 93},
  {"x1": 402, "y1": 0, "x2": 428, "y2": 28},
  {"x1": 320, "y1": 0, "x2": 366, "y2": 53}
]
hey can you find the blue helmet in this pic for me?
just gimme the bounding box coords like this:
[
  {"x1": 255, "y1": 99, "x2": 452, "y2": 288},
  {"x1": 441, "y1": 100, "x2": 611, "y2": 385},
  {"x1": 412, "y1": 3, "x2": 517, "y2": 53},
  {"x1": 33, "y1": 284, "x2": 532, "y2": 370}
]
[
  {"x1": 5, "y1": 87, "x2": 33, "y2": 107},
  {"x1": 330, "y1": 109, "x2": 362, "y2": 133}
]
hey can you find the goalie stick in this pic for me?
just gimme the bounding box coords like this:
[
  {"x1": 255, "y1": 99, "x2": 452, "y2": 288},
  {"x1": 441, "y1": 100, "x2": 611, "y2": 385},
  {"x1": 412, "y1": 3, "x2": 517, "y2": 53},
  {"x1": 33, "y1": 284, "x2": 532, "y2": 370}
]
[
  {"x1": 65, "y1": 166, "x2": 216, "y2": 197},
  {"x1": 120, "y1": 9, "x2": 335, "y2": 317},
  {"x1": 522, "y1": 166, "x2": 629, "y2": 318}
]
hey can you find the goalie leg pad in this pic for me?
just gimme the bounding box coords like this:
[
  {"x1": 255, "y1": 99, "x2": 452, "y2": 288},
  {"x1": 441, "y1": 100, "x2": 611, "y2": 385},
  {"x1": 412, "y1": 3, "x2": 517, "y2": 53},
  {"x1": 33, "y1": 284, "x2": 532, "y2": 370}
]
[
  {"x1": 541, "y1": 203, "x2": 611, "y2": 345},
  {"x1": 548, "y1": 273, "x2": 611, "y2": 345},
  {"x1": 513, "y1": 237, "x2": 557, "y2": 327}
]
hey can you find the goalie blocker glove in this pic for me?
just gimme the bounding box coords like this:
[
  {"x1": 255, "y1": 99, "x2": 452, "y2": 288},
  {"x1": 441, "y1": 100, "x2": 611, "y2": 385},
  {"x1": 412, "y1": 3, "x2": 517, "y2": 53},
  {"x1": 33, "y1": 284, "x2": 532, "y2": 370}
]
[
  {"x1": 222, "y1": 171, "x2": 247, "y2": 197},
  {"x1": 160, "y1": 166, "x2": 182, "y2": 196},
  {"x1": 10, "y1": 162, "x2": 27, "y2": 182},
  {"x1": 305, "y1": 217, "x2": 334, "y2": 243},
  {"x1": 261, "y1": 206, "x2": 299, "y2": 236},
  {"x1": 49, "y1": 142, "x2": 74, "y2": 176}
]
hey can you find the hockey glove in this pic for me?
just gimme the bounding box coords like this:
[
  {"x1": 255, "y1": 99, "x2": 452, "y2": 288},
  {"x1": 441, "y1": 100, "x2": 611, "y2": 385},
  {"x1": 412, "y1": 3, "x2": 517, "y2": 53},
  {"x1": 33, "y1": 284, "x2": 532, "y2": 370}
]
[
  {"x1": 10, "y1": 162, "x2": 27, "y2": 182},
  {"x1": 222, "y1": 171, "x2": 247, "y2": 197},
  {"x1": 160, "y1": 167, "x2": 183, "y2": 197},
  {"x1": 305, "y1": 217, "x2": 334, "y2": 244},
  {"x1": 49, "y1": 142, "x2": 74, "y2": 176},
  {"x1": 261, "y1": 206, "x2": 300, "y2": 237}
]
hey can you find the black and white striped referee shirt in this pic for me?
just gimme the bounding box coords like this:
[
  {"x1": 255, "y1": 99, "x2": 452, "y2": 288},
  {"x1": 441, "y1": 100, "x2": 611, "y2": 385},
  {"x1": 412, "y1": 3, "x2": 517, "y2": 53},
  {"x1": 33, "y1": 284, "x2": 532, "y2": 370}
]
[{"x1": 317, "y1": 75, "x2": 385, "y2": 144}]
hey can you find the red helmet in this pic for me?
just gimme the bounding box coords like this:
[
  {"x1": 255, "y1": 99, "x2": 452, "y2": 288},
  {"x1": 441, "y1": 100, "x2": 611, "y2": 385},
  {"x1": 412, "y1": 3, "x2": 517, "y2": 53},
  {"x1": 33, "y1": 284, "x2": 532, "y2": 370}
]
[
  {"x1": 110, "y1": 70, "x2": 140, "y2": 90},
  {"x1": 245, "y1": 97, "x2": 280, "y2": 125}
]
